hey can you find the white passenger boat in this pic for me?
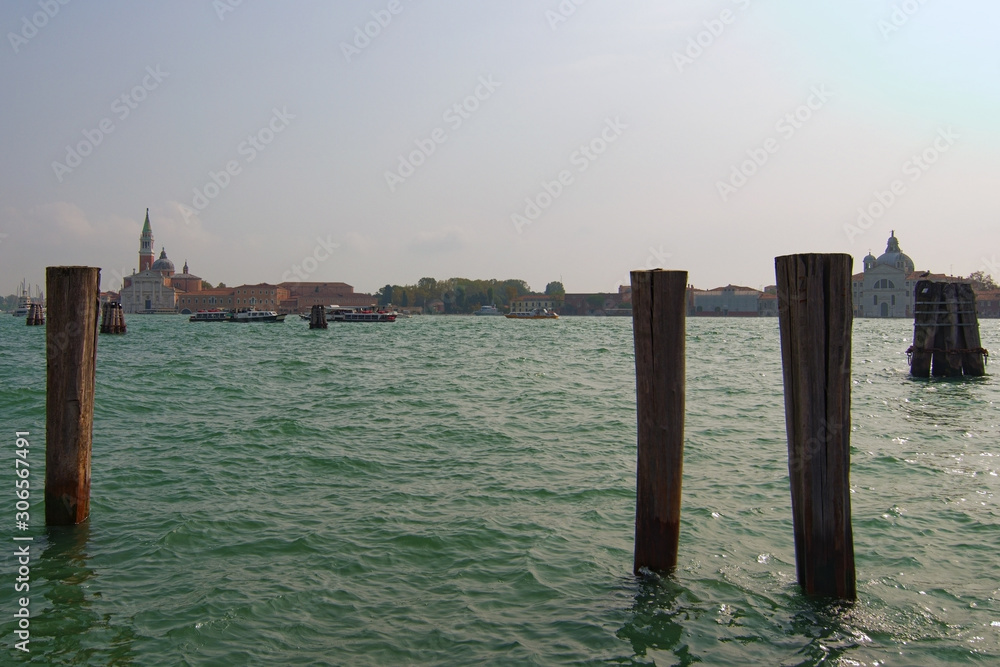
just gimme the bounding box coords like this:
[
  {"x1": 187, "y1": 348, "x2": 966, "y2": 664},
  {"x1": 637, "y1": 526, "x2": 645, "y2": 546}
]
[
  {"x1": 326, "y1": 306, "x2": 396, "y2": 322},
  {"x1": 189, "y1": 310, "x2": 230, "y2": 322},
  {"x1": 229, "y1": 309, "x2": 286, "y2": 323},
  {"x1": 505, "y1": 308, "x2": 559, "y2": 320},
  {"x1": 473, "y1": 305, "x2": 503, "y2": 316},
  {"x1": 11, "y1": 280, "x2": 32, "y2": 317}
]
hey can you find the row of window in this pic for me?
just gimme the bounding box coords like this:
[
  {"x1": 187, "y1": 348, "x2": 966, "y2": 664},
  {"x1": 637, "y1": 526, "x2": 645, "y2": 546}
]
[{"x1": 179, "y1": 297, "x2": 275, "y2": 305}]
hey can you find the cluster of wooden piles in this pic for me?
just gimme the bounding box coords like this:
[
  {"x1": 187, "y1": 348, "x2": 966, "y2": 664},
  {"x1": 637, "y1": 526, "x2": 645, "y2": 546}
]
[
  {"x1": 99, "y1": 301, "x2": 127, "y2": 334},
  {"x1": 308, "y1": 303, "x2": 328, "y2": 329},
  {"x1": 26, "y1": 303, "x2": 45, "y2": 325},
  {"x1": 907, "y1": 280, "x2": 987, "y2": 377}
]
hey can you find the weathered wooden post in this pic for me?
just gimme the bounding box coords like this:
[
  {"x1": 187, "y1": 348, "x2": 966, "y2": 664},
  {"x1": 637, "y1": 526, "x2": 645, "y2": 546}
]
[
  {"x1": 99, "y1": 301, "x2": 111, "y2": 333},
  {"x1": 631, "y1": 269, "x2": 687, "y2": 574},
  {"x1": 775, "y1": 253, "x2": 855, "y2": 599},
  {"x1": 957, "y1": 283, "x2": 986, "y2": 376},
  {"x1": 116, "y1": 302, "x2": 127, "y2": 333},
  {"x1": 45, "y1": 266, "x2": 100, "y2": 525},
  {"x1": 909, "y1": 281, "x2": 939, "y2": 378}
]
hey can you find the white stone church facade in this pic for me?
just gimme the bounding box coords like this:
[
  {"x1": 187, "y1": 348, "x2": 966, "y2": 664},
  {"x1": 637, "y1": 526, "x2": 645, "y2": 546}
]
[{"x1": 851, "y1": 231, "x2": 932, "y2": 318}]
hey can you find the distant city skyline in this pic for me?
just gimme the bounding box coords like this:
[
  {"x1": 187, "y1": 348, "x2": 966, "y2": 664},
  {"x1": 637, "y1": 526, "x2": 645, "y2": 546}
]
[{"x1": 2, "y1": 2, "x2": 998, "y2": 295}]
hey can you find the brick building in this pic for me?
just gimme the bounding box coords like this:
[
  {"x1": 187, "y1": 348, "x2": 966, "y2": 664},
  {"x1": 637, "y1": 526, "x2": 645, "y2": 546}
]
[{"x1": 277, "y1": 282, "x2": 375, "y2": 313}]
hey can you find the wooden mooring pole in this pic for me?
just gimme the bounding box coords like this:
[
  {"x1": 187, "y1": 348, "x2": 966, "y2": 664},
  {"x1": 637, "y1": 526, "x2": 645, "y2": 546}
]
[
  {"x1": 775, "y1": 253, "x2": 855, "y2": 599},
  {"x1": 45, "y1": 266, "x2": 100, "y2": 526},
  {"x1": 309, "y1": 304, "x2": 328, "y2": 329},
  {"x1": 908, "y1": 280, "x2": 987, "y2": 378},
  {"x1": 631, "y1": 269, "x2": 687, "y2": 574}
]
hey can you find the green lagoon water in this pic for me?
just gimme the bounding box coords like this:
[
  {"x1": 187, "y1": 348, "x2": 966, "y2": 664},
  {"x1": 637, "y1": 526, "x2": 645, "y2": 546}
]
[{"x1": 1, "y1": 314, "x2": 998, "y2": 665}]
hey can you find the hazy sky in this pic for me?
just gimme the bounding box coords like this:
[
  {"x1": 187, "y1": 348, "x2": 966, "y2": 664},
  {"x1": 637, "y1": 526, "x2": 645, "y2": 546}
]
[{"x1": 2, "y1": 0, "x2": 998, "y2": 295}]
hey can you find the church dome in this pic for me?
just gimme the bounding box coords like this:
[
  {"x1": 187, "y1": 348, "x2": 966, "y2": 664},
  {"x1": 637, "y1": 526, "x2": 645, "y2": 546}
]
[
  {"x1": 151, "y1": 248, "x2": 175, "y2": 273},
  {"x1": 875, "y1": 231, "x2": 914, "y2": 274}
]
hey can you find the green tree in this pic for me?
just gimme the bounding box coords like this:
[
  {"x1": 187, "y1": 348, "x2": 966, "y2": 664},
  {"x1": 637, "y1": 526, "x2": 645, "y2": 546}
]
[
  {"x1": 967, "y1": 271, "x2": 998, "y2": 290},
  {"x1": 545, "y1": 281, "x2": 565, "y2": 296},
  {"x1": 378, "y1": 284, "x2": 394, "y2": 306},
  {"x1": 201, "y1": 280, "x2": 213, "y2": 290}
]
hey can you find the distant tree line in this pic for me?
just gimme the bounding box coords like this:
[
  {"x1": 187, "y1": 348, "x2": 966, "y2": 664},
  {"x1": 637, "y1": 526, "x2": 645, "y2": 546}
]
[
  {"x1": 375, "y1": 277, "x2": 538, "y2": 313},
  {"x1": 967, "y1": 271, "x2": 998, "y2": 291}
]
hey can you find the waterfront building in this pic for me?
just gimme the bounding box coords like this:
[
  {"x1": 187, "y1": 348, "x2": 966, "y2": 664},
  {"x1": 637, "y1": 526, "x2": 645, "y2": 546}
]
[
  {"x1": 851, "y1": 231, "x2": 918, "y2": 318},
  {"x1": 120, "y1": 209, "x2": 204, "y2": 313},
  {"x1": 974, "y1": 289, "x2": 1000, "y2": 318},
  {"x1": 171, "y1": 261, "x2": 203, "y2": 294},
  {"x1": 177, "y1": 289, "x2": 235, "y2": 313},
  {"x1": 277, "y1": 282, "x2": 375, "y2": 313},
  {"x1": 560, "y1": 293, "x2": 620, "y2": 316},
  {"x1": 120, "y1": 267, "x2": 179, "y2": 313},
  {"x1": 512, "y1": 294, "x2": 556, "y2": 313},
  {"x1": 139, "y1": 209, "x2": 154, "y2": 272},
  {"x1": 758, "y1": 290, "x2": 778, "y2": 316},
  {"x1": 690, "y1": 285, "x2": 762, "y2": 316},
  {"x1": 234, "y1": 283, "x2": 288, "y2": 310}
]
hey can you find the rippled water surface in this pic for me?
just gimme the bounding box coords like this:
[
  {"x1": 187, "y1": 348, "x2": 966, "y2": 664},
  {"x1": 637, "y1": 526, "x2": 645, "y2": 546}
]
[{"x1": 1, "y1": 314, "x2": 998, "y2": 665}]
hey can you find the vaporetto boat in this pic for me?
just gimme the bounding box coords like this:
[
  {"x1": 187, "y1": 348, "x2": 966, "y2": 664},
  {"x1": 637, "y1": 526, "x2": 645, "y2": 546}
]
[
  {"x1": 189, "y1": 310, "x2": 230, "y2": 322},
  {"x1": 327, "y1": 306, "x2": 396, "y2": 322},
  {"x1": 229, "y1": 309, "x2": 287, "y2": 323},
  {"x1": 505, "y1": 308, "x2": 559, "y2": 320}
]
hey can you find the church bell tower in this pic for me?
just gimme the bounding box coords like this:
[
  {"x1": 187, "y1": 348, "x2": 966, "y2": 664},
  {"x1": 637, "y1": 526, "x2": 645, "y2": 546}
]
[{"x1": 139, "y1": 208, "x2": 154, "y2": 272}]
